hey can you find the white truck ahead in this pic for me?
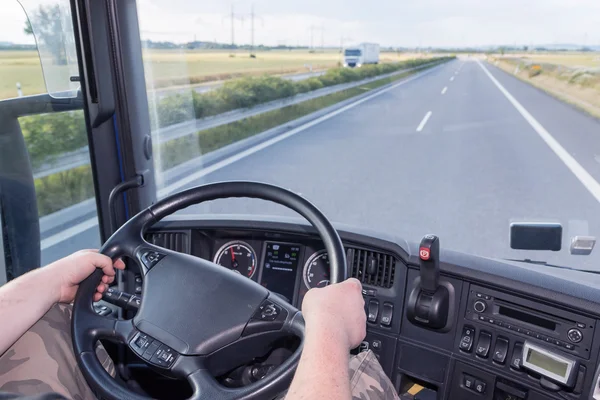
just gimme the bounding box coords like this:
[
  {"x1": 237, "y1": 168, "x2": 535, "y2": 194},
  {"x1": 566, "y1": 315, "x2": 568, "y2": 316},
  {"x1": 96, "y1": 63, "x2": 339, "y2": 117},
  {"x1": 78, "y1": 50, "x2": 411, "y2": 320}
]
[{"x1": 343, "y1": 43, "x2": 380, "y2": 67}]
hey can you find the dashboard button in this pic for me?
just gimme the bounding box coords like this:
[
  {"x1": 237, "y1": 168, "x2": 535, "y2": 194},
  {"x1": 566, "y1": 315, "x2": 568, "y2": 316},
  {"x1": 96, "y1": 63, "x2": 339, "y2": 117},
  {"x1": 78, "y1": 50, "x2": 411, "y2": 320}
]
[
  {"x1": 473, "y1": 300, "x2": 487, "y2": 313},
  {"x1": 474, "y1": 380, "x2": 486, "y2": 394},
  {"x1": 565, "y1": 343, "x2": 575, "y2": 350},
  {"x1": 576, "y1": 322, "x2": 586, "y2": 329},
  {"x1": 459, "y1": 326, "x2": 475, "y2": 353},
  {"x1": 510, "y1": 343, "x2": 523, "y2": 370},
  {"x1": 371, "y1": 340, "x2": 382, "y2": 352},
  {"x1": 492, "y1": 337, "x2": 509, "y2": 364},
  {"x1": 380, "y1": 303, "x2": 393, "y2": 326},
  {"x1": 143, "y1": 341, "x2": 160, "y2": 361},
  {"x1": 476, "y1": 332, "x2": 492, "y2": 358},
  {"x1": 367, "y1": 300, "x2": 379, "y2": 323},
  {"x1": 567, "y1": 328, "x2": 583, "y2": 343},
  {"x1": 150, "y1": 344, "x2": 177, "y2": 368},
  {"x1": 463, "y1": 375, "x2": 476, "y2": 390},
  {"x1": 141, "y1": 251, "x2": 165, "y2": 269}
]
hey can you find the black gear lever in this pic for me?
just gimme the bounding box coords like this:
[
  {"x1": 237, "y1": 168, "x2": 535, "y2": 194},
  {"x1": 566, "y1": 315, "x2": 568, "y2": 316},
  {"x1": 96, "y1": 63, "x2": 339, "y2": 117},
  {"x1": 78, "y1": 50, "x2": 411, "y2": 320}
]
[
  {"x1": 406, "y1": 234, "x2": 452, "y2": 330},
  {"x1": 418, "y1": 234, "x2": 440, "y2": 293}
]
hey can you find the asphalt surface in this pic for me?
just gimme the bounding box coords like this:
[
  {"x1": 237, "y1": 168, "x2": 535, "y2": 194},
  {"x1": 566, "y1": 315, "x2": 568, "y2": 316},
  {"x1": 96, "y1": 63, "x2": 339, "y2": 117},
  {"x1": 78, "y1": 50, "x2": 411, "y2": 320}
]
[{"x1": 41, "y1": 58, "x2": 600, "y2": 272}]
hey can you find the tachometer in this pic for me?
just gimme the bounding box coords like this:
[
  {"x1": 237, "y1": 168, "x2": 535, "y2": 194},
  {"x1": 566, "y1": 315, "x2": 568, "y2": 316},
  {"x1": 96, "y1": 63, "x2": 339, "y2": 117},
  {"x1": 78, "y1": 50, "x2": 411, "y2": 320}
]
[
  {"x1": 213, "y1": 240, "x2": 257, "y2": 278},
  {"x1": 303, "y1": 250, "x2": 330, "y2": 289}
]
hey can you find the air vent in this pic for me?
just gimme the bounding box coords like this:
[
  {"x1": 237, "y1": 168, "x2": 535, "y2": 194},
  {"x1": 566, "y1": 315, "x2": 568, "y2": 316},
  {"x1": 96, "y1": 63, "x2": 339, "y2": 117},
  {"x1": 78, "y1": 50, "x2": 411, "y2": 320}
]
[
  {"x1": 145, "y1": 231, "x2": 189, "y2": 253},
  {"x1": 347, "y1": 247, "x2": 396, "y2": 288}
]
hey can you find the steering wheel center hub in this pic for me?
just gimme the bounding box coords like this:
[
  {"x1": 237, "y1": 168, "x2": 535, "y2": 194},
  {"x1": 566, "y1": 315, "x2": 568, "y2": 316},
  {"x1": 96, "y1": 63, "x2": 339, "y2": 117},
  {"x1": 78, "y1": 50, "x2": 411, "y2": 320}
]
[{"x1": 134, "y1": 251, "x2": 269, "y2": 355}]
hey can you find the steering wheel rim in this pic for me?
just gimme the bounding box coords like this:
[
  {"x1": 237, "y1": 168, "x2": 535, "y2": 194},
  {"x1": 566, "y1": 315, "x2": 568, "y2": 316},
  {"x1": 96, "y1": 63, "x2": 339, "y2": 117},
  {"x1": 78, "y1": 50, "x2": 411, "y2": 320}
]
[{"x1": 72, "y1": 181, "x2": 347, "y2": 400}]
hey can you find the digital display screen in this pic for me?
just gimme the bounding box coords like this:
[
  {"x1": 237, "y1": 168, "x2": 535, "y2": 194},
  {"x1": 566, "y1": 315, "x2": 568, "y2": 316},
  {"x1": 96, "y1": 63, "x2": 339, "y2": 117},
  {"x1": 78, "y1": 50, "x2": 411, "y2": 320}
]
[
  {"x1": 498, "y1": 305, "x2": 556, "y2": 331},
  {"x1": 526, "y1": 348, "x2": 569, "y2": 377},
  {"x1": 260, "y1": 243, "x2": 301, "y2": 302}
]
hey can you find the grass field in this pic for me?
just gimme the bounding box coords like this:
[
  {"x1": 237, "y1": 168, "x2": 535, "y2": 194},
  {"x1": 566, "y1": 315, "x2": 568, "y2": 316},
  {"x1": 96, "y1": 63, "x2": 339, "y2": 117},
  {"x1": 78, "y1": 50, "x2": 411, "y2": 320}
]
[
  {"x1": 492, "y1": 54, "x2": 600, "y2": 118},
  {"x1": 0, "y1": 49, "x2": 433, "y2": 100},
  {"x1": 0, "y1": 50, "x2": 46, "y2": 100},
  {"x1": 500, "y1": 52, "x2": 600, "y2": 68}
]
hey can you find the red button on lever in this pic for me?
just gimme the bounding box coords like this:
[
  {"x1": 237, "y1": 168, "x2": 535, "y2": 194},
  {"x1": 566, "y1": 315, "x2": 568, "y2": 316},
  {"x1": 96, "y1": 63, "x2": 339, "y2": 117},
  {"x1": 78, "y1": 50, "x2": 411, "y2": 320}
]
[{"x1": 419, "y1": 247, "x2": 430, "y2": 260}]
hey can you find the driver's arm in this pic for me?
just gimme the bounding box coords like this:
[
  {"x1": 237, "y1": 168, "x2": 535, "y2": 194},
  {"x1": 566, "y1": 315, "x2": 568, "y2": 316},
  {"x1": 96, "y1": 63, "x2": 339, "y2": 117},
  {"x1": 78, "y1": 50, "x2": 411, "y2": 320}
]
[
  {"x1": 286, "y1": 278, "x2": 366, "y2": 400},
  {"x1": 0, "y1": 250, "x2": 124, "y2": 355}
]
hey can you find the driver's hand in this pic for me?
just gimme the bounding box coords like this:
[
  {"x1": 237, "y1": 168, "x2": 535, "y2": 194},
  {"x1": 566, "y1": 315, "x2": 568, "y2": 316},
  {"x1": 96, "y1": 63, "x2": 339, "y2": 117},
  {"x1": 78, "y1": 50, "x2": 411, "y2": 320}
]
[
  {"x1": 301, "y1": 278, "x2": 366, "y2": 350},
  {"x1": 46, "y1": 250, "x2": 126, "y2": 303}
]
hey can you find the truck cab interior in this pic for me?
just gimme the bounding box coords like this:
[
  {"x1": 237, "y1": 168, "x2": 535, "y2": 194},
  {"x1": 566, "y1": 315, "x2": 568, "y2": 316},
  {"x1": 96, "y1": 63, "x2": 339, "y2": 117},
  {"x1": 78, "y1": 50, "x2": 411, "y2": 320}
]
[{"x1": 2, "y1": 1, "x2": 600, "y2": 400}]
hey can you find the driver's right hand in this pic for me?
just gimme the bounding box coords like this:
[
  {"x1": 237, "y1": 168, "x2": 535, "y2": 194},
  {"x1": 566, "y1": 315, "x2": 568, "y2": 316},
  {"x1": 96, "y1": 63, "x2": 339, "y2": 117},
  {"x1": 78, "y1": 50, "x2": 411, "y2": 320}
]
[{"x1": 301, "y1": 278, "x2": 366, "y2": 350}]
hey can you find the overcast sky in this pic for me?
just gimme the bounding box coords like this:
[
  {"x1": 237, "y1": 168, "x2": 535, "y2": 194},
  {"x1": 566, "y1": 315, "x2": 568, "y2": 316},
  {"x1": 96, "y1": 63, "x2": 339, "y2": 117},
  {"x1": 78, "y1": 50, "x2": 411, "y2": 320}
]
[{"x1": 5, "y1": 0, "x2": 600, "y2": 48}]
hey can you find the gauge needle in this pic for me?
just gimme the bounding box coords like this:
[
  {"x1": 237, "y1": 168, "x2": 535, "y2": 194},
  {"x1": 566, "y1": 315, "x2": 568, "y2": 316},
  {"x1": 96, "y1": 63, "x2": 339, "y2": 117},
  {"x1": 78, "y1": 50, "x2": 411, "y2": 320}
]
[{"x1": 231, "y1": 250, "x2": 238, "y2": 269}]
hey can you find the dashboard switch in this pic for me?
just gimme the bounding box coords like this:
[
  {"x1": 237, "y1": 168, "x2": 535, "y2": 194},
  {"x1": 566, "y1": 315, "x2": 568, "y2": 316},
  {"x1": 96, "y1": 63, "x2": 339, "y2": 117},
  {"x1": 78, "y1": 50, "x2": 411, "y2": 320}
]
[
  {"x1": 463, "y1": 374, "x2": 475, "y2": 390},
  {"x1": 459, "y1": 326, "x2": 475, "y2": 352},
  {"x1": 493, "y1": 337, "x2": 509, "y2": 364},
  {"x1": 367, "y1": 300, "x2": 379, "y2": 323},
  {"x1": 510, "y1": 343, "x2": 523, "y2": 370},
  {"x1": 380, "y1": 303, "x2": 393, "y2": 326},
  {"x1": 474, "y1": 379, "x2": 486, "y2": 394},
  {"x1": 475, "y1": 332, "x2": 492, "y2": 358}
]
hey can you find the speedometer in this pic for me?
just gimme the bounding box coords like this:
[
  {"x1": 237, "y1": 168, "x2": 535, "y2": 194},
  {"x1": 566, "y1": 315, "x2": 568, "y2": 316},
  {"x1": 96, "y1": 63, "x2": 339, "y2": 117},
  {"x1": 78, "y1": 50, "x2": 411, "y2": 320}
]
[
  {"x1": 303, "y1": 250, "x2": 330, "y2": 289},
  {"x1": 213, "y1": 240, "x2": 257, "y2": 278}
]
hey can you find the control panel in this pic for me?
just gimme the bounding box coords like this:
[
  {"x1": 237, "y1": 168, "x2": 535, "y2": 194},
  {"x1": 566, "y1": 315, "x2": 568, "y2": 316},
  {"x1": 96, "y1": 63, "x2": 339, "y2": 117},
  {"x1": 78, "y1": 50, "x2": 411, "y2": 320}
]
[
  {"x1": 130, "y1": 331, "x2": 178, "y2": 369},
  {"x1": 466, "y1": 285, "x2": 594, "y2": 358},
  {"x1": 455, "y1": 284, "x2": 594, "y2": 398}
]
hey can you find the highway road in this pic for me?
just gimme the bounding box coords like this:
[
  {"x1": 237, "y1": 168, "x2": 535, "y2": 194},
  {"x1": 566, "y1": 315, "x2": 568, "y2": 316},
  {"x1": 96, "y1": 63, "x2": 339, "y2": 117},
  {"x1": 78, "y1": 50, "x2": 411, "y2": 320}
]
[{"x1": 40, "y1": 58, "x2": 600, "y2": 273}]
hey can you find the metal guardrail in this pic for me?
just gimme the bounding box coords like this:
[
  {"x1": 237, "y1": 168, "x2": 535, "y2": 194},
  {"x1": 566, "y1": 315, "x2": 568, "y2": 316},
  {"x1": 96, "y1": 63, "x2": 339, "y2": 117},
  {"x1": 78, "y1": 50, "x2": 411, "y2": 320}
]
[{"x1": 33, "y1": 62, "x2": 441, "y2": 179}]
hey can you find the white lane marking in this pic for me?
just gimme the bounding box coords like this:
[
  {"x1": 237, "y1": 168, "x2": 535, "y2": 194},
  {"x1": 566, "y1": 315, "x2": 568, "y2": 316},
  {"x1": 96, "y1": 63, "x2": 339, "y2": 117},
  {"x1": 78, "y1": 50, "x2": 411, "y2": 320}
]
[
  {"x1": 416, "y1": 111, "x2": 433, "y2": 132},
  {"x1": 41, "y1": 217, "x2": 98, "y2": 250},
  {"x1": 477, "y1": 59, "x2": 600, "y2": 204},
  {"x1": 450, "y1": 76, "x2": 455, "y2": 82},
  {"x1": 441, "y1": 87, "x2": 448, "y2": 95},
  {"x1": 41, "y1": 64, "x2": 445, "y2": 250}
]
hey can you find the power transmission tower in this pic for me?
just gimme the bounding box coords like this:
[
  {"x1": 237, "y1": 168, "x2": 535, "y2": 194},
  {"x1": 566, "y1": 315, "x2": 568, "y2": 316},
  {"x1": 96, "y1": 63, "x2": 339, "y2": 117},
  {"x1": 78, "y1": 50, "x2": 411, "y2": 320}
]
[
  {"x1": 308, "y1": 25, "x2": 324, "y2": 51},
  {"x1": 247, "y1": 4, "x2": 263, "y2": 56},
  {"x1": 223, "y1": 4, "x2": 244, "y2": 48}
]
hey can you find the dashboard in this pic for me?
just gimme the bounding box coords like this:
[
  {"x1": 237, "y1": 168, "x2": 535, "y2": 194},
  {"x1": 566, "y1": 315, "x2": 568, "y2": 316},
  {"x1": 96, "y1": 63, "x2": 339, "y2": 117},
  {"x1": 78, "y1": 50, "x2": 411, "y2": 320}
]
[{"x1": 124, "y1": 214, "x2": 600, "y2": 400}]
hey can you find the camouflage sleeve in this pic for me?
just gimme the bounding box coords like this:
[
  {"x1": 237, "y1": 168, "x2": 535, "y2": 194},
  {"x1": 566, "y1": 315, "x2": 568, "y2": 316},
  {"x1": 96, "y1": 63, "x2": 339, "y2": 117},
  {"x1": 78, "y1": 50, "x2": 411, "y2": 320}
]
[
  {"x1": 349, "y1": 350, "x2": 399, "y2": 400},
  {"x1": 0, "y1": 303, "x2": 114, "y2": 400}
]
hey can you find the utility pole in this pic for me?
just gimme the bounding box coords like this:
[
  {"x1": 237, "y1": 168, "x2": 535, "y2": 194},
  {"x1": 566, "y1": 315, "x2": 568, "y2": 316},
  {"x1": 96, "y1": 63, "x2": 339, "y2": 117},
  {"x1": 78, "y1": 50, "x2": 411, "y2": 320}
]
[{"x1": 224, "y1": 4, "x2": 244, "y2": 49}]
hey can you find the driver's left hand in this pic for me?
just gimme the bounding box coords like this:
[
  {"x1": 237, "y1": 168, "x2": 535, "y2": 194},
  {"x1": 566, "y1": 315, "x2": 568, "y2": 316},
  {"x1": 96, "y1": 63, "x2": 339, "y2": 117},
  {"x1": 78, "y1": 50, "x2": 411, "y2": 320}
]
[{"x1": 46, "y1": 250, "x2": 125, "y2": 303}]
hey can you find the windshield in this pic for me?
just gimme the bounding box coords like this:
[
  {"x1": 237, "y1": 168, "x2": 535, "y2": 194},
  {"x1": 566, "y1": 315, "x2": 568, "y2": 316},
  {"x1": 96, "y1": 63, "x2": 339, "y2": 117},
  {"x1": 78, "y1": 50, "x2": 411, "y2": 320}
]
[
  {"x1": 3, "y1": 0, "x2": 600, "y2": 271},
  {"x1": 136, "y1": 0, "x2": 600, "y2": 271}
]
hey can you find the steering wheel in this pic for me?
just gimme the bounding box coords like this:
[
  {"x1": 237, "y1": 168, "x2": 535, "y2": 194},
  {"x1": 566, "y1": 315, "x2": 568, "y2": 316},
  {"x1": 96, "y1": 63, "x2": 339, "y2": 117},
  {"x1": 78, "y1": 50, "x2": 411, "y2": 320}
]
[{"x1": 71, "y1": 181, "x2": 347, "y2": 400}]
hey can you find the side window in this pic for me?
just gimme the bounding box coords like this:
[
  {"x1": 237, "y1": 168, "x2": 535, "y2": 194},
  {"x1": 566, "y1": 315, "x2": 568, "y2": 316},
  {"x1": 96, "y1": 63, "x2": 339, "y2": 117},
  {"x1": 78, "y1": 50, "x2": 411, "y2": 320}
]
[{"x1": 0, "y1": 1, "x2": 100, "y2": 282}]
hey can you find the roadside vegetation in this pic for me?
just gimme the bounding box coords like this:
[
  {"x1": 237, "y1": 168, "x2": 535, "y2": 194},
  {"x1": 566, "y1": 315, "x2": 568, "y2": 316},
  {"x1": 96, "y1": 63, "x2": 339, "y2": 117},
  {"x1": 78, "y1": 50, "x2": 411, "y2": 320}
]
[
  {"x1": 31, "y1": 57, "x2": 452, "y2": 216},
  {"x1": 149, "y1": 57, "x2": 442, "y2": 129},
  {"x1": 490, "y1": 54, "x2": 600, "y2": 118}
]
